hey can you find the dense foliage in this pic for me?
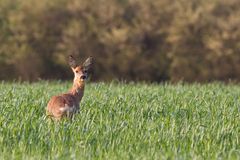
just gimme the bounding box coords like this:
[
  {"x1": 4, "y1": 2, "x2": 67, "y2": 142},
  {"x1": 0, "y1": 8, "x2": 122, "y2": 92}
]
[
  {"x1": 1, "y1": 0, "x2": 240, "y2": 82},
  {"x1": 0, "y1": 81, "x2": 239, "y2": 159}
]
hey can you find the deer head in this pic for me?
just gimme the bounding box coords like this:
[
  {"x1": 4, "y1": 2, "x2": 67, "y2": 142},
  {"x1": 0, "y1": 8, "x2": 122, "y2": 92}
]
[{"x1": 69, "y1": 55, "x2": 93, "y2": 82}]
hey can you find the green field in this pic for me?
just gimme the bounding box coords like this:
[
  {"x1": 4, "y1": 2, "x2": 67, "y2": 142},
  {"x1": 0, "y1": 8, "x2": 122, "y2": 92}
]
[{"x1": 0, "y1": 81, "x2": 239, "y2": 159}]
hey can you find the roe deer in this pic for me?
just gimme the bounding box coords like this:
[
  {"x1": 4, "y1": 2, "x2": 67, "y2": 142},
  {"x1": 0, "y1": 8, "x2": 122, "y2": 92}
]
[{"x1": 46, "y1": 55, "x2": 93, "y2": 120}]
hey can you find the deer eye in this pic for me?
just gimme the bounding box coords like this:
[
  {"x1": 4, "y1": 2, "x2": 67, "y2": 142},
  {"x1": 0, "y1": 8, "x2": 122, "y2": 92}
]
[{"x1": 75, "y1": 70, "x2": 79, "y2": 73}]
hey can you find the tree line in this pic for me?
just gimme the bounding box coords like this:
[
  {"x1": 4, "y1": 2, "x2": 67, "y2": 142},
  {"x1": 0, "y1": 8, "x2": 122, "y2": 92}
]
[{"x1": 0, "y1": 0, "x2": 240, "y2": 82}]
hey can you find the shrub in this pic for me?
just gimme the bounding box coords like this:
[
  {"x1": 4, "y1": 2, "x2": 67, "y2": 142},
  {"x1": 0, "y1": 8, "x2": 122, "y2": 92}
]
[{"x1": 0, "y1": 0, "x2": 240, "y2": 82}]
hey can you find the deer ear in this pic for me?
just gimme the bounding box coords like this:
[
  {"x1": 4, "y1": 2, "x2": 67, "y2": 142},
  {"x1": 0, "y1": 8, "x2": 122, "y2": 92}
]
[
  {"x1": 68, "y1": 55, "x2": 77, "y2": 68},
  {"x1": 83, "y1": 57, "x2": 93, "y2": 70}
]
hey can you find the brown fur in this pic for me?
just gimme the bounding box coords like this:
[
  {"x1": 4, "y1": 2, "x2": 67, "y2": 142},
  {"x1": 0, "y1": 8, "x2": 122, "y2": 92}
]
[{"x1": 46, "y1": 56, "x2": 92, "y2": 120}]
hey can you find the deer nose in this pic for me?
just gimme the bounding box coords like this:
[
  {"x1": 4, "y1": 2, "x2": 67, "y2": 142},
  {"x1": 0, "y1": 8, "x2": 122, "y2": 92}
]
[{"x1": 80, "y1": 75, "x2": 86, "y2": 79}]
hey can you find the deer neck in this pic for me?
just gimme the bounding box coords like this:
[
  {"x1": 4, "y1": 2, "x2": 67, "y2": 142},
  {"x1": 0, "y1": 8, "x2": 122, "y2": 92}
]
[{"x1": 69, "y1": 78, "x2": 85, "y2": 102}]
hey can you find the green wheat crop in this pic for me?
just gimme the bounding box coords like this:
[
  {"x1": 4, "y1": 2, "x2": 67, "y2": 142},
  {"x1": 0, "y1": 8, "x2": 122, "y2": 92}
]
[{"x1": 0, "y1": 81, "x2": 239, "y2": 159}]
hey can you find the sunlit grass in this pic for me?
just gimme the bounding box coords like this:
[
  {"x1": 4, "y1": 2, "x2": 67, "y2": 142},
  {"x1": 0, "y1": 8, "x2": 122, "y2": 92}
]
[{"x1": 0, "y1": 81, "x2": 239, "y2": 159}]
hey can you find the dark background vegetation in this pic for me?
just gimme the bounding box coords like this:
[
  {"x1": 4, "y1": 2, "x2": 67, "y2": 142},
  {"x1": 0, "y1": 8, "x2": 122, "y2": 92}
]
[{"x1": 0, "y1": 0, "x2": 240, "y2": 82}]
